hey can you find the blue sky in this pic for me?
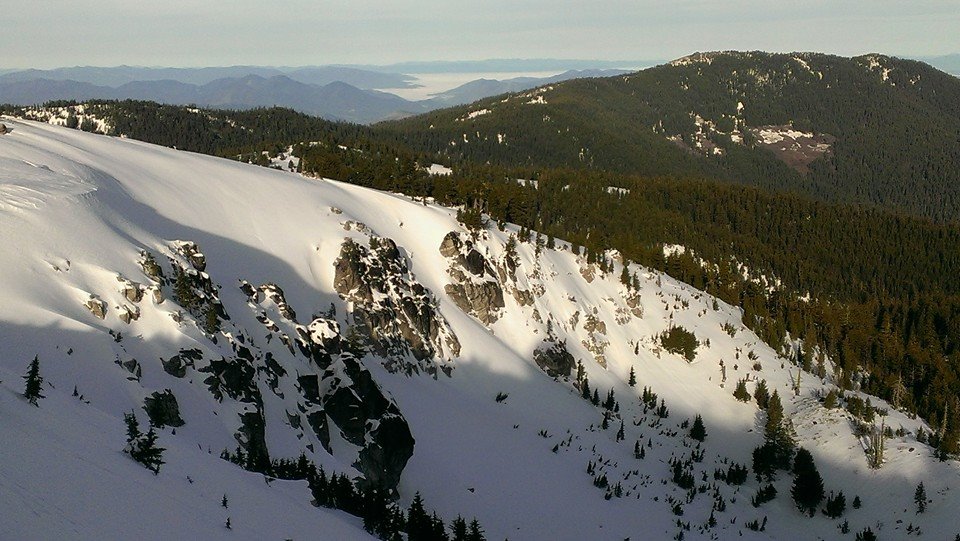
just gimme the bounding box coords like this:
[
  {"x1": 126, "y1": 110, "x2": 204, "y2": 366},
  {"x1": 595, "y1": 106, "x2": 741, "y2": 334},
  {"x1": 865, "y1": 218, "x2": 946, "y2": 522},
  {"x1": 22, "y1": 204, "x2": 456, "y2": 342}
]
[{"x1": 4, "y1": 1, "x2": 958, "y2": 68}]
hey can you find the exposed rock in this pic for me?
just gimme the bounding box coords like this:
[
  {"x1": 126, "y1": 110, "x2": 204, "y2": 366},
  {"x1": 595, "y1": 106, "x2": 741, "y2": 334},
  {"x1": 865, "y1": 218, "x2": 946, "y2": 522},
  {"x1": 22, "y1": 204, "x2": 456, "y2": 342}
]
[
  {"x1": 121, "y1": 358, "x2": 141, "y2": 380},
  {"x1": 625, "y1": 293, "x2": 644, "y2": 318},
  {"x1": 118, "y1": 278, "x2": 143, "y2": 303},
  {"x1": 534, "y1": 340, "x2": 576, "y2": 378},
  {"x1": 583, "y1": 313, "x2": 607, "y2": 335},
  {"x1": 460, "y1": 249, "x2": 488, "y2": 276},
  {"x1": 118, "y1": 304, "x2": 140, "y2": 324},
  {"x1": 143, "y1": 389, "x2": 185, "y2": 427},
  {"x1": 174, "y1": 240, "x2": 207, "y2": 272},
  {"x1": 0, "y1": 123, "x2": 7, "y2": 135},
  {"x1": 438, "y1": 231, "x2": 462, "y2": 257},
  {"x1": 511, "y1": 287, "x2": 534, "y2": 307},
  {"x1": 580, "y1": 264, "x2": 596, "y2": 283},
  {"x1": 321, "y1": 355, "x2": 414, "y2": 492},
  {"x1": 149, "y1": 287, "x2": 164, "y2": 305},
  {"x1": 139, "y1": 251, "x2": 164, "y2": 283},
  {"x1": 162, "y1": 351, "x2": 194, "y2": 378},
  {"x1": 334, "y1": 237, "x2": 460, "y2": 369},
  {"x1": 84, "y1": 296, "x2": 107, "y2": 319},
  {"x1": 439, "y1": 231, "x2": 506, "y2": 325},
  {"x1": 445, "y1": 281, "x2": 505, "y2": 325},
  {"x1": 236, "y1": 409, "x2": 270, "y2": 472}
]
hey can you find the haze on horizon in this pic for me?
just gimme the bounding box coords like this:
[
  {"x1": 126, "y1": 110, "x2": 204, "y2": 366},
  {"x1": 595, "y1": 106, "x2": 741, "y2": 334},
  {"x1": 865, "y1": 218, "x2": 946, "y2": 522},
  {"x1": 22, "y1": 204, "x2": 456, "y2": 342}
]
[{"x1": 3, "y1": 0, "x2": 959, "y2": 69}]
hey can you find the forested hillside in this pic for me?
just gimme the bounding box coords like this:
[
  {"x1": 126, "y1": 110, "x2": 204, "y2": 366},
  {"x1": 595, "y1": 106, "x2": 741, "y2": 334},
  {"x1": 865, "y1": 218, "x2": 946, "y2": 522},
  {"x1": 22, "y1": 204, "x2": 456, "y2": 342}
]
[{"x1": 381, "y1": 51, "x2": 960, "y2": 223}]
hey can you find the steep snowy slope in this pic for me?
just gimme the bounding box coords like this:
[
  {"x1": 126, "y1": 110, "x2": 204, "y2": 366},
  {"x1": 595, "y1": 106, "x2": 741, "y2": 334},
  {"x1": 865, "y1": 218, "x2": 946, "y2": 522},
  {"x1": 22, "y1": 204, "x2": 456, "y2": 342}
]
[{"x1": 1, "y1": 118, "x2": 958, "y2": 540}]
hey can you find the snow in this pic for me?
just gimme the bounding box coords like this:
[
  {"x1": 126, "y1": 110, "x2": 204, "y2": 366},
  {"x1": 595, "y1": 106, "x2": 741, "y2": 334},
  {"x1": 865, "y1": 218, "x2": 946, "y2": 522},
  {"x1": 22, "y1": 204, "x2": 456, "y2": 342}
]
[
  {"x1": 459, "y1": 108, "x2": 491, "y2": 121},
  {"x1": 425, "y1": 163, "x2": 453, "y2": 176},
  {"x1": 1, "y1": 118, "x2": 958, "y2": 540},
  {"x1": 757, "y1": 127, "x2": 815, "y2": 145}
]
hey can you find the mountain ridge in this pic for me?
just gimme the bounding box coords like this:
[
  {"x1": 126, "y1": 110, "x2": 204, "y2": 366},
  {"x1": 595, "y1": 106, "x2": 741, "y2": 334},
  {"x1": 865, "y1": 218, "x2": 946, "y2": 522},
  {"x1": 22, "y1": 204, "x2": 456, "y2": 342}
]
[
  {"x1": 380, "y1": 50, "x2": 960, "y2": 222},
  {"x1": 2, "y1": 117, "x2": 959, "y2": 540}
]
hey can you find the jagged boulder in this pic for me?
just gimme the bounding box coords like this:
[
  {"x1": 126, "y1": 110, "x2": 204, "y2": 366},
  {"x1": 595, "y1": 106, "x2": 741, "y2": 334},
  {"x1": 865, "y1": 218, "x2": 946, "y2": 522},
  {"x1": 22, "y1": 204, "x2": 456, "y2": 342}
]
[
  {"x1": 84, "y1": 296, "x2": 107, "y2": 319},
  {"x1": 321, "y1": 355, "x2": 414, "y2": 492},
  {"x1": 149, "y1": 286, "x2": 164, "y2": 305},
  {"x1": 534, "y1": 340, "x2": 576, "y2": 378},
  {"x1": 461, "y1": 249, "x2": 487, "y2": 276},
  {"x1": 118, "y1": 304, "x2": 140, "y2": 324},
  {"x1": 143, "y1": 389, "x2": 184, "y2": 427},
  {"x1": 334, "y1": 237, "x2": 460, "y2": 367},
  {"x1": 439, "y1": 231, "x2": 462, "y2": 257},
  {"x1": 119, "y1": 278, "x2": 143, "y2": 303},
  {"x1": 162, "y1": 348, "x2": 200, "y2": 378},
  {"x1": 439, "y1": 232, "x2": 506, "y2": 324},
  {"x1": 445, "y1": 279, "x2": 505, "y2": 325}
]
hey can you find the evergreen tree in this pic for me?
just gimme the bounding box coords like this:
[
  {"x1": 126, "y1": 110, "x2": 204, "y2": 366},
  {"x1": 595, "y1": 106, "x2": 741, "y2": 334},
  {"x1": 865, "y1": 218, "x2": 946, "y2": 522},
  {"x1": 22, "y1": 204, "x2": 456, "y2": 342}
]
[
  {"x1": 616, "y1": 420, "x2": 625, "y2": 442},
  {"x1": 124, "y1": 413, "x2": 165, "y2": 475},
  {"x1": 450, "y1": 515, "x2": 468, "y2": 541},
  {"x1": 690, "y1": 414, "x2": 707, "y2": 442},
  {"x1": 733, "y1": 379, "x2": 751, "y2": 402},
  {"x1": 791, "y1": 447, "x2": 824, "y2": 516},
  {"x1": 754, "y1": 379, "x2": 770, "y2": 409},
  {"x1": 124, "y1": 410, "x2": 141, "y2": 443},
  {"x1": 406, "y1": 492, "x2": 431, "y2": 540},
  {"x1": 764, "y1": 390, "x2": 795, "y2": 469},
  {"x1": 823, "y1": 491, "x2": 846, "y2": 519},
  {"x1": 466, "y1": 518, "x2": 486, "y2": 541},
  {"x1": 23, "y1": 356, "x2": 44, "y2": 405},
  {"x1": 628, "y1": 365, "x2": 637, "y2": 387},
  {"x1": 915, "y1": 482, "x2": 927, "y2": 514}
]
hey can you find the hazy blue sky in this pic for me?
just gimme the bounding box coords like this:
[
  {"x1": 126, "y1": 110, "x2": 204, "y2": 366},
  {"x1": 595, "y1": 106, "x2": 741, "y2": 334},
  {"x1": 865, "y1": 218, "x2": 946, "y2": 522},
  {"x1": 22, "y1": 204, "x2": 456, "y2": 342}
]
[{"x1": 4, "y1": 1, "x2": 958, "y2": 68}]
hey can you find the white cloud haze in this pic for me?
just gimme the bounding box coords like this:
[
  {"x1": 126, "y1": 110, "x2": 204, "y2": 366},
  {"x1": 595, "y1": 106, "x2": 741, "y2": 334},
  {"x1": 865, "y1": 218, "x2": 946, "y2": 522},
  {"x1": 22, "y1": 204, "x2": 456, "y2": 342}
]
[{"x1": 2, "y1": 0, "x2": 957, "y2": 68}]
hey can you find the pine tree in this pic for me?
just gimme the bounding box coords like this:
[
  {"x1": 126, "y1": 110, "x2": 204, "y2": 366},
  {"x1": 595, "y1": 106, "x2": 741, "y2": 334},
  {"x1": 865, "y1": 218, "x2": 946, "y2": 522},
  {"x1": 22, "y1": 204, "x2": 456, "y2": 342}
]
[
  {"x1": 628, "y1": 366, "x2": 637, "y2": 387},
  {"x1": 764, "y1": 390, "x2": 795, "y2": 469},
  {"x1": 221, "y1": 494, "x2": 229, "y2": 508},
  {"x1": 616, "y1": 420, "x2": 625, "y2": 442},
  {"x1": 124, "y1": 413, "x2": 165, "y2": 474},
  {"x1": 124, "y1": 410, "x2": 141, "y2": 443},
  {"x1": 690, "y1": 414, "x2": 707, "y2": 442},
  {"x1": 406, "y1": 492, "x2": 431, "y2": 540},
  {"x1": 203, "y1": 304, "x2": 220, "y2": 334},
  {"x1": 466, "y1": 518, "x2": 486, "y2": 541},
  {"x1": 823, "y1": 491, "x2": 846, "y2": 518},
  {"x1": 915, "y1": 482, "x2": 927, "y2": 514},
  {"x1": 135, "y1": 427, "x2": 165, "y2": 474},
  {"x1": 733, "y1": 378, "x2": 751, "y2": 402},
  {"x1": 23, "y1": 356, "x2": 44, "y2": 405},
  {"x1": 754, "y1": 379, "x2": 769, "y2": 409},
  {"x1": 791, "y1": 448, "x2": 824, "y2": 516},
  {"x1": 450, "y1": 515, "x2": 468, "y2": 541}
]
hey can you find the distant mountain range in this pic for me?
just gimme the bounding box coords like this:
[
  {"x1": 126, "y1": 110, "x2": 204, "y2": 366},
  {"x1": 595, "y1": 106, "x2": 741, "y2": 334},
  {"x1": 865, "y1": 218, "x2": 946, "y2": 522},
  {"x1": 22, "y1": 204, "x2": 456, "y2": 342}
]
[
  {"x1": 921, "y1": 53, "x2": 960, "y2": 76},
  {"x1": 0, "y1": 64, "x2": 633, "y2": 123}
]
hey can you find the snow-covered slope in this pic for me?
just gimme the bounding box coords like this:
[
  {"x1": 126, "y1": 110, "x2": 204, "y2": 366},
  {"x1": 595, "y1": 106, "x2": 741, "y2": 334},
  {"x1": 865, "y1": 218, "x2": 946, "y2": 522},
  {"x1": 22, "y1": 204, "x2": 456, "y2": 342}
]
[{"x1": 1, "y1": 118, "x2": 958, "y2": 540}]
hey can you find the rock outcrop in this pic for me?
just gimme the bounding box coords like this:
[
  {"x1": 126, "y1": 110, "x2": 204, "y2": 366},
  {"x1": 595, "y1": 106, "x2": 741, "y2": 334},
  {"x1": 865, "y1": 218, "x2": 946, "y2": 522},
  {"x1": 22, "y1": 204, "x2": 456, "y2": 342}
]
[
  {"x1": 334, "y1": 236, "x2": 460, "y2": 372},
  {"x1": 533, "y1": 339, "x2": 576, "y2": 379},
  {"x1": 143, "y1": 389, "x2": 185, "y2": 427},
  {"x1": 439, "y1": 232, "x2": 505, "y2": 325}
]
